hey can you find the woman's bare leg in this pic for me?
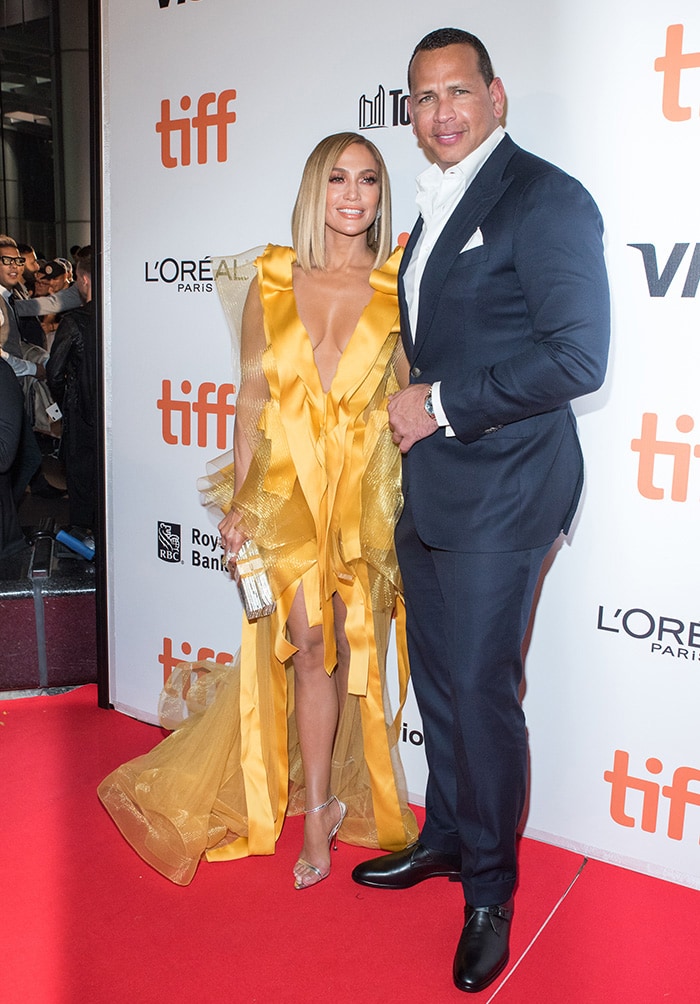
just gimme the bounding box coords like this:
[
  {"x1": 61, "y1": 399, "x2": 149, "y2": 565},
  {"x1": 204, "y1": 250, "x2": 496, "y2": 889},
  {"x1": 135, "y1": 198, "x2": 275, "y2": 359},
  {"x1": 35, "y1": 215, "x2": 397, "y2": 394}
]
[
  {"x1": 332, "y1": 591, "x2": 351, "y2": 719},
  {"x1": 289, "y1": 584, "x2": 345, "y2": 887}
]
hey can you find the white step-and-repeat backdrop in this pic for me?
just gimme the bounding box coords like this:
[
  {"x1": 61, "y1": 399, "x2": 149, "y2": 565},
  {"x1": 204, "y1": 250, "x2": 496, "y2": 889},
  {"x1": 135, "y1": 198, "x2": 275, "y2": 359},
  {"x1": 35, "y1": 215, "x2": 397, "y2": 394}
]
[{"x1": 101, "y1": 0, "x2": 700, "y2": 889}]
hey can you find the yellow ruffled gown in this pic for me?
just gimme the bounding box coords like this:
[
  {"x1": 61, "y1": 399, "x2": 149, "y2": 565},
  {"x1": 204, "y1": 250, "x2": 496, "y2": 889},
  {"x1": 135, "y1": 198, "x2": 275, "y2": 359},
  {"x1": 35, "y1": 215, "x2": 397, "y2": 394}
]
[{"x1": 98, "y1": 245, "x2": 418, "y2": 884}]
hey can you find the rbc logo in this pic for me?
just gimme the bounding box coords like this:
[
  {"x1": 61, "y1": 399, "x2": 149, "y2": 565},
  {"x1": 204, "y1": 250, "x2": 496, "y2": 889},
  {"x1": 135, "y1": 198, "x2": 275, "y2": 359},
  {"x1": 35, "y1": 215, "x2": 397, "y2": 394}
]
[
  {"x1": 157, "y1": 380, "x2": 236, "y2": 449},
  {"x1": 155, "y1": 89, "x2": 236, "y2": 168},
  {"x1": 158, "y1": 521, "x2": 182, "y2": 562}
]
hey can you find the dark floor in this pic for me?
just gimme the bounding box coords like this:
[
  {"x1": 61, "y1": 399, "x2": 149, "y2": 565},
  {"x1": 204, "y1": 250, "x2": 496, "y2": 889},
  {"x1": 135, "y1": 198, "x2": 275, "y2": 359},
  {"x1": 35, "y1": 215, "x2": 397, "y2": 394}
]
[
  {"x1": 17, "y1": 437, "x2": 71, "y2": 533},
  {"x1": 1, "y1": 441, "x2": 97, "y2": 693}
]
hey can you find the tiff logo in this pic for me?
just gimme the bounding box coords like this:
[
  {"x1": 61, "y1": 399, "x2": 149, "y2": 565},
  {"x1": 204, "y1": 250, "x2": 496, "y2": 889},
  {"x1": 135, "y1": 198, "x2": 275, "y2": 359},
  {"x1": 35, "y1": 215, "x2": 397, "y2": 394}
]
[
  {"x1": 158, "y1": 0, "x2": 202, "y2": 7},
  {"x1": 604, "y1": 749, "x2": 700, "y2": 842},
  {"x1": 655, "y1": 24, "x2": 700, "y2": 121},
  {"x1": 631, "y1": 413, "x2": 700, "y2": 502},
  {"x1": 157, "y1": 379, "x2": 236, "y2": 449},
  {"x1": 629, "y1": 243, "x2": 700, "y2": 297},
  {"x1": 156, "y1": 90, "x2": 236, "y2": 168},
  {"x1": 159, "y1": 636, "x2": 234, "y2": 684}
]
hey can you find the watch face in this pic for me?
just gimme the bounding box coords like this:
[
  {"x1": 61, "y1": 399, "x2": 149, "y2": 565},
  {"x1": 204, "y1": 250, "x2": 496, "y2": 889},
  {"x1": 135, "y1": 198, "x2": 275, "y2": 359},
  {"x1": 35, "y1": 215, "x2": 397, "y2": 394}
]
[{"x1": 424, "y1": 391, "x2": 434, "y2": 417}]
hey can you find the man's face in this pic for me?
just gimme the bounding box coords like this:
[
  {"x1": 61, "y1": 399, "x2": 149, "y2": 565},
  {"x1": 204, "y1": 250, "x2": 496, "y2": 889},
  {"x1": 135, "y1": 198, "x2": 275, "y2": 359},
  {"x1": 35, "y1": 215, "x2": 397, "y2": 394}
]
[
  {"x1": 48, "y1": 273, "x2": 68, "y2": 293},
  {"x1": 22, "y1": 251, "x2": 39, "y2": 281},
  {"x1": 33, "y1": 271, "x2": 50, "y2": 296},
  {"x1": 409, "y1": 43, "x2": 505, "y2": 172},
  {"x1": 0, "y1": 247, "x2": 24, "y2": 289},
  {"x1": 76, "y1": 268, "x2": 91, "y2": 303}
]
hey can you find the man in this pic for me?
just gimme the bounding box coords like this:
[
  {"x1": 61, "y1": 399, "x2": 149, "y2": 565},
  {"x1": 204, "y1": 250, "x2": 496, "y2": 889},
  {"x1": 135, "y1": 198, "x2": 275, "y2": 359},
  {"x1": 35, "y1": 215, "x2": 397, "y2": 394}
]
[
  {"x1": 15, "y1": 243, "x2": 46, "y2": 348},
  {"x1": 352, "y1": 28, "x2": 610, "y2": 994},
  {"x1": 0, "y1": 357, "x2": 26, "y2": 559},
  {"x1": 44, "y1": 259, "x2": 71, "y2": 293},
  {"x1": 32, "y1": 261, "x2": 51, "y2": 298},
  {"x1": 17, "y1": 243, "x2": 40, "y2": 293},
  {"x1": 47, "y1": 247, "x2": 97, "y2": 531},
  {"x1": 0, "y1": 236, "x2": 82, "y2": 377},
  {"x1": 0, "y1": 236, "x2": 81, "y2": 499}
]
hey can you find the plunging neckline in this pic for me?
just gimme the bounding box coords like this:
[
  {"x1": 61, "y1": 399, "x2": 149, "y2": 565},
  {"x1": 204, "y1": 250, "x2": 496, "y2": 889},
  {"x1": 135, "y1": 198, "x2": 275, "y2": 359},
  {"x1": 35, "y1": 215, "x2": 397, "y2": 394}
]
[
  {"x1": 258, "y1": 245, "x2": 403, "y2": 419},
  {"x1": 290, "y1": 261, "x2": 377, "y2": 396}
]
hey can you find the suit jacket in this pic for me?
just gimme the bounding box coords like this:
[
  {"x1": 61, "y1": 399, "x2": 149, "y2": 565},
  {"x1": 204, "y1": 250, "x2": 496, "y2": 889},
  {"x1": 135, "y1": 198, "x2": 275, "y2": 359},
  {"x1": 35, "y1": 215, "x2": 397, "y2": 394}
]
[
  {"x1": 0, "y1": 283, "x2": 82, "y2": 357},
  {"x1": 0, "y1": 358, "x2": 25, "y2": 559},
  {"x1": 398, "y1": 134, "x2": 610, "y2": 553}
]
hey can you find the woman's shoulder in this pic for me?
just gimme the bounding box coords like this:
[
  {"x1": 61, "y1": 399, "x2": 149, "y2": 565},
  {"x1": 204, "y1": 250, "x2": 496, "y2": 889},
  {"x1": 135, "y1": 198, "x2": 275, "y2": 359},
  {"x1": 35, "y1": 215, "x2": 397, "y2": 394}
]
[
  {"x1": 258, "y1": 244, "x2": 296, "y2": 291},
  {"x1": 369, "y1": 245, "x2": 404, "y2": 296},
  {"x1": 261, "y1": 244, "x2": 295, "y2": 264}
]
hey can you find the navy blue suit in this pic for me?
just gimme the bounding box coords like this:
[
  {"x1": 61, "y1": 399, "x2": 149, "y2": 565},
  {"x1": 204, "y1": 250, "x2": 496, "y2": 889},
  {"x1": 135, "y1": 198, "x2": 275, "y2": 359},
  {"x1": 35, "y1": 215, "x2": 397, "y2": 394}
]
[
  {"x1": 396, "y1": 134, "x2": 609, "y2": 906},
  {"x1": 0, "y1": 358, "x2": 25, "y2": 559}
]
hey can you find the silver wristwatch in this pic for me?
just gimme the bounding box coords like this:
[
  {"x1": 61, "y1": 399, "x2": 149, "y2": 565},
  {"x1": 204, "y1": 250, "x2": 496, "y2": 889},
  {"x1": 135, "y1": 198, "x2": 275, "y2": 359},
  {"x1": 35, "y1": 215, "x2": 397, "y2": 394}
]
[{"x1": 424, "y1": 388, "x2": 436, "y2": 420}]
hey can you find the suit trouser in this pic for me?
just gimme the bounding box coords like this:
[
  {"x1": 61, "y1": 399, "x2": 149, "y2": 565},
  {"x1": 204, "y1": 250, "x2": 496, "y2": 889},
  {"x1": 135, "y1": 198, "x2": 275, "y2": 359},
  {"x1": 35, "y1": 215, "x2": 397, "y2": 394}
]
[
  {"x1": 10, "y1": 410, "x2": 41, "y2": 505},
  {"x1": 396, "y1": 494, "x2": 552, "y2": 906}
]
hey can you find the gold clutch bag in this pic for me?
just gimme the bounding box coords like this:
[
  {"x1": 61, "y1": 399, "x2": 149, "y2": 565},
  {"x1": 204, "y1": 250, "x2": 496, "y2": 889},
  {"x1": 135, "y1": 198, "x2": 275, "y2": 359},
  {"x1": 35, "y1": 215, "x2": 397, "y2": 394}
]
[{"x1": 233, "y1": 539, "x2": 276, "y2": 620}]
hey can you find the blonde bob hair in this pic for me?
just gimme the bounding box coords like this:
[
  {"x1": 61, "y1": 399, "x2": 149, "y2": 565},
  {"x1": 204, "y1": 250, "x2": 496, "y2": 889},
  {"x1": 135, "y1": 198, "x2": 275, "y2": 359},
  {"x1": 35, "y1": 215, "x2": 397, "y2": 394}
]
[{"x1": 292, "y1": 132, "x2": 392, "y2": 272}]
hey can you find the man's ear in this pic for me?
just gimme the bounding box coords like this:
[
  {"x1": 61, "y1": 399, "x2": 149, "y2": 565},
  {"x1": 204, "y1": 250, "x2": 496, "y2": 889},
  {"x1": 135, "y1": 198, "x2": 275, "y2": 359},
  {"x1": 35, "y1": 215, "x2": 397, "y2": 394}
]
[{"x1": 490, "y1": 77, "x2": 506, "y2": 122}]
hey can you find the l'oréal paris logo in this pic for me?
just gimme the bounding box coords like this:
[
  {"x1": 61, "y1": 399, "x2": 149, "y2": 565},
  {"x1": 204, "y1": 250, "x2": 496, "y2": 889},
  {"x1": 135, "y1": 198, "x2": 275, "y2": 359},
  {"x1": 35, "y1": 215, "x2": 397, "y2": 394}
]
[
  {"x1": 597, "y1": 604, "x2": 700, "y2": 661},
  {"x1": 144, "y1": 257, "x2": 213, "y2": 293}
]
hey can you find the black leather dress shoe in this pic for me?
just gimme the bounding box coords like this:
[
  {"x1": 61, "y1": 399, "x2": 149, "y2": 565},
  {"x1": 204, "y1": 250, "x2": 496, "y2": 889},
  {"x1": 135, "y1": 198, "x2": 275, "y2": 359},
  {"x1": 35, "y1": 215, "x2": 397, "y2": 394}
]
[
  {"x1": 351, "y1": 841, "x2": 461, "y2": 889},
  {"x1": 453, "y1": 900, "x2": 513, "y2": 993}
]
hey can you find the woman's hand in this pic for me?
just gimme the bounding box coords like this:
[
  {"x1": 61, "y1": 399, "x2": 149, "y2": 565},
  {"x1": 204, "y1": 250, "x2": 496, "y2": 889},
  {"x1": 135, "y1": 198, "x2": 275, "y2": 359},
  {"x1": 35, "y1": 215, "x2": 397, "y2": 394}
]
[{"x1": 218, "y1": 509, "x2": 248, "y2": 568}]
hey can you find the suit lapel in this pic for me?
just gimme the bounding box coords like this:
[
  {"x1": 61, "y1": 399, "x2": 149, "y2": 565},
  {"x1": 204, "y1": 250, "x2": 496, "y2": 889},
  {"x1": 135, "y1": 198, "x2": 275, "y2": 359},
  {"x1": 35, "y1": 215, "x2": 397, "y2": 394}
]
[
  {"x1": 398, "y1": 217, "x2": 423, "y2": 362},
  {"x1": 413, "y1": 136, "x2": 518, "y2": 355}
]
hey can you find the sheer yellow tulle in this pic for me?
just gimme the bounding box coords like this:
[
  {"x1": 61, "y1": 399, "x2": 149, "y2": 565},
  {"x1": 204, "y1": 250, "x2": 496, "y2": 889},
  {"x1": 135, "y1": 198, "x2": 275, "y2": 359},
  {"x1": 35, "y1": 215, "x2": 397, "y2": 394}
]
[{"x1": 98, "y1": 245, "x2": 417, "y2": 884}]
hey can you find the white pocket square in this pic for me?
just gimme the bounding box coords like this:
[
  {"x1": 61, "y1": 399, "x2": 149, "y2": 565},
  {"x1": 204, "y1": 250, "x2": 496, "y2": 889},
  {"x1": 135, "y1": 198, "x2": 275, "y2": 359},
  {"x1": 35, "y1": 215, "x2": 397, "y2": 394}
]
[{"x1": 460, "y1": 228, "x2": 484, "y2": 253}]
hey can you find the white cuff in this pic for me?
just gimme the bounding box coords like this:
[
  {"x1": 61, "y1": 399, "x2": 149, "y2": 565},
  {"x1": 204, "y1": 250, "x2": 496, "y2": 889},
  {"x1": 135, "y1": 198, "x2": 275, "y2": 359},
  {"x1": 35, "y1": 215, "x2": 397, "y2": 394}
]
[{"x1": 431, "y1": 382, "x2": 455, "y2": 437}]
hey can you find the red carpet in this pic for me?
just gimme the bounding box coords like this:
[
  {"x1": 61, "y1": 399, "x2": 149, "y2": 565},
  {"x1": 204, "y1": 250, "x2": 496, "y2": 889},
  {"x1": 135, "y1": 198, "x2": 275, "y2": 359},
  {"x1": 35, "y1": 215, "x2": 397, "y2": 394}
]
[{"x1": 3, "y1": 686, "x2": 699, "y2": 1003}]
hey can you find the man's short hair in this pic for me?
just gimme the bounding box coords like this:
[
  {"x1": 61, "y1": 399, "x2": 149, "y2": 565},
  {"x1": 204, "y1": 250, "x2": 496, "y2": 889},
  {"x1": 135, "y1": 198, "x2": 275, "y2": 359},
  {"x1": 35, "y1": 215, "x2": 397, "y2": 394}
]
[
  {"x1": 408, "y1": 28, "x2": 495, "y2": 91},
  {"x1": 0, "y1": 234, "x2": 18, "y2": 252},
  {"x1": 75, "y1": 245, "x2": 93, "y2": 278}
]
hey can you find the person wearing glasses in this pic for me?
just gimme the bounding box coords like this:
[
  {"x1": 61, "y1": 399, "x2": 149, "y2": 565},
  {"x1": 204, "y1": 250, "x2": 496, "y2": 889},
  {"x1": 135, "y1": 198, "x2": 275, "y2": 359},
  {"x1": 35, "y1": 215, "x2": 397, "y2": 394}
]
[
  {"x1": 0, "y1": 236, "x2": 82, "y2": 380},
  {"x1": 0, "y1": 236, "x2": 82, "y2": 501},
  {"x1": 0, "y1": 356, "x2": 25, "y2": 559}
]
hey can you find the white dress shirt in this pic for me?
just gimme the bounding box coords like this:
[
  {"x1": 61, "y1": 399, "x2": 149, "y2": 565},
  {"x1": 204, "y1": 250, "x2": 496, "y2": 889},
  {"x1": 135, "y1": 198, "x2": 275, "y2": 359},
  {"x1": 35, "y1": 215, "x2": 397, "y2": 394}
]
[
  {"x1": 0, "y1": 289, "x2": 37, "y2": 376},
  {"x1": 404, "y1": 126, "x2": 505, "y2": 431}
]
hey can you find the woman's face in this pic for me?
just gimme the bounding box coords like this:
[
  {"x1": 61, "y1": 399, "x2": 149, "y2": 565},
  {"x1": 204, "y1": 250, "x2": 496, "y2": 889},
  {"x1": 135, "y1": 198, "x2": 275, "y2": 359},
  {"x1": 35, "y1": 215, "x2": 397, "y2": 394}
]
[{"x1": 324, "y1": 143, "x2": 381, "y2": 240}]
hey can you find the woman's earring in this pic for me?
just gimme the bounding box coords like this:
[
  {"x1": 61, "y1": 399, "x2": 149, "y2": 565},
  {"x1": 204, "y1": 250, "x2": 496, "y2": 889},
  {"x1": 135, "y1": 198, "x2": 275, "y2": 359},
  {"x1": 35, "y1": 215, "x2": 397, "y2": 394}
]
[{"x1": 373, "y1": 209, "x2": 382, "y2": 245}]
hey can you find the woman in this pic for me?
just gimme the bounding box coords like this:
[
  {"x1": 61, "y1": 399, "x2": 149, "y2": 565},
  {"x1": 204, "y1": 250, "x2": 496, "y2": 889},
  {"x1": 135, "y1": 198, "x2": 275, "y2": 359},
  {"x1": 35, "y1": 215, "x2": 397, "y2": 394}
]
[{"x1": 98, "y1": 133, "x2": 417, "y2": 886}]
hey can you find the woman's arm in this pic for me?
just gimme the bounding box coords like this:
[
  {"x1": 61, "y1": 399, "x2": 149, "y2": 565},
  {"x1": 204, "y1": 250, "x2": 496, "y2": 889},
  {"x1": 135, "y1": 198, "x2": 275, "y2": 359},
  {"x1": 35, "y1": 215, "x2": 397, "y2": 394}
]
[
  {"x1": 218, "y1": 278, "x2": 266, "y2": 557},
  {"x1": 394, "y1": 339, "x2": 409, "y2": 390}
]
